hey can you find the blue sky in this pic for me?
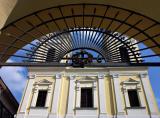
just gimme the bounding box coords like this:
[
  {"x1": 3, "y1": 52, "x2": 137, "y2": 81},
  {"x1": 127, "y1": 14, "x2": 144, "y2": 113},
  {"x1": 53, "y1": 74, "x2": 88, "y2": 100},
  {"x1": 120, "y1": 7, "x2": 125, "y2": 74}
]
[{"x1": 0, "y1": 35, "x2": 159, "y2": 110}]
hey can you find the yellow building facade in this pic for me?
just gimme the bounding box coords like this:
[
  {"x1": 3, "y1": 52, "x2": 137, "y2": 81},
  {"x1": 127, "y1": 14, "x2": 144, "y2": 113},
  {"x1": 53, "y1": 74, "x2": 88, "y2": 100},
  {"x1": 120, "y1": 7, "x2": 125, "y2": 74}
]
[{"x1": 16, "y1": 67, "x2": 160, "y2": 118}]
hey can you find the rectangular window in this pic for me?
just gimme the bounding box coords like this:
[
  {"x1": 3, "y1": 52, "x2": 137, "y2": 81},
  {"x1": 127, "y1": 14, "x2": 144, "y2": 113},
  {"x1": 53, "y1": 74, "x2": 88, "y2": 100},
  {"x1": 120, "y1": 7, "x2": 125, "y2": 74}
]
[
  {"x1": 46, "y1": 48, "x2": 56, "y2": 62},
  {"x1": 81, "y1": 88, "x2": 93, "y2": 108},
  {"x1": 36, "y1": 90, "x2": 47, "y2": 107},
  {"x1": 128, "y1": 90, "x2": 140, "y2": 107},
  {"x1": 119, "y1": 46, "x2": 130, "y2": 62}
]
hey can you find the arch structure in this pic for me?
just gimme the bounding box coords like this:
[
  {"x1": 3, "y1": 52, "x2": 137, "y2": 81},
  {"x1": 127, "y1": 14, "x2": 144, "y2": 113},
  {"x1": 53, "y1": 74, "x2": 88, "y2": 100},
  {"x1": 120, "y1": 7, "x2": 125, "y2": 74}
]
[{"x1": 0, "y1": 4, "x2": 160, "y2": 67}]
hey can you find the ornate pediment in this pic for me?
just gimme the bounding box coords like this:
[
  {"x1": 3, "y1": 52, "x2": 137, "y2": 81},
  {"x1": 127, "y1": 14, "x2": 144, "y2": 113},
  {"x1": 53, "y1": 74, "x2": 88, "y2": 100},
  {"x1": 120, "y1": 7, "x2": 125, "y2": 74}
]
[
  {"x1": 122, "y1": 78, "x2": 139, "y2": 85},
  {"x1": 34, "y1": 79, "x2": 52, "y2": 85}
]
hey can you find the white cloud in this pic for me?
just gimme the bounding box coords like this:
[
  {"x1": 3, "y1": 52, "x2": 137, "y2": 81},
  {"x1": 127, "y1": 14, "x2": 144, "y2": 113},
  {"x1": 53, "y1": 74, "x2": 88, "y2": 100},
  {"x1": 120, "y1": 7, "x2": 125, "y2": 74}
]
[{"x1": 0, "y1": 59, "x2": 27, "y2": 96}]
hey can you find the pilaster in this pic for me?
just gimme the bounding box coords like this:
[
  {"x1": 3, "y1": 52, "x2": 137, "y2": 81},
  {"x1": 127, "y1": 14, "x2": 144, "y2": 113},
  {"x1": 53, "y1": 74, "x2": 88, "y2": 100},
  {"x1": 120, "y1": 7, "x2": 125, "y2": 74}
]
[
  {"x1": 98, "y1": 74, "x2": 107, "y2": 118},
  {"x1": 140, "y1": 73, "x2": 159, "y2": 118},
  {"x1": 66, "y1": 75, "x2": 76, "y2": 118},
  {"x1": 49, "y1": 73, "x2": 62, "y2": 118},
  {"x1": 16, "y1": 74, "x2": 35, "y2": 118},
  {"x1": 111, "y1": 74, "x2": 125, "y2": 118}
]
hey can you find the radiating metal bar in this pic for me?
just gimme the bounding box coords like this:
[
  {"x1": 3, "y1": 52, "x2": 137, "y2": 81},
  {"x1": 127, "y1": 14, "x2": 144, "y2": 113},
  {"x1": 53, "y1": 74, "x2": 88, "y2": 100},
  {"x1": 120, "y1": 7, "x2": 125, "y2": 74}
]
[
  {"x1": 35, "y1": 14, "x2": 51, "y2": 32},
  {"x1": 106, "y1": 11, "x2": 119, "y2": 30},
  {"x1": 129, "y1": 33, "x2": 160, "y2": 48}
]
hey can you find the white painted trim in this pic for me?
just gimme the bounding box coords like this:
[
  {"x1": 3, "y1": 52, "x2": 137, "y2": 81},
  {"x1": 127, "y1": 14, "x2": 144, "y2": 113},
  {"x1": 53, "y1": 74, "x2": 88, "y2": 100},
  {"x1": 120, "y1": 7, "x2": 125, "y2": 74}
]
[
  {"x1": 50, "y1": 75, "x2": 62, "y2": 115},
  {"x1": 98, "y1": 75, "x2": 107, "y2": 115},
  {"x1": 20, "y1": 78, "x2": 34, "y2": 114},
  {"x1": 112, "y1": 74, "x2": 125, "y2": 115},
  {"x1": 66, "y1": 75, "x2": 76, "y2": 116},
  {"x1": 140, "y1": 73, "x2": 158, "y2": 116}
]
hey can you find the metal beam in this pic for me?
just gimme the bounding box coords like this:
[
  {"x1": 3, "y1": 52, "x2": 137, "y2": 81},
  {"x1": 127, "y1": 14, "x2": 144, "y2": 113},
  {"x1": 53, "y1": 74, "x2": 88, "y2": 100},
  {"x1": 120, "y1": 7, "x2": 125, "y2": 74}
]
[{"x1": 0, "y1": 62, "x2": 160, "y2": 67}]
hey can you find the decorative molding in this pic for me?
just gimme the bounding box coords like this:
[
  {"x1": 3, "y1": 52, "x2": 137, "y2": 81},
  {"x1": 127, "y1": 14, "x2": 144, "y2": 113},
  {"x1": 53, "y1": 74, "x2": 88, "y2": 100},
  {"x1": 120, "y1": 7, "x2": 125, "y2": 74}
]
[
  {"x1": 112, "y1": 74, "x2": 119, "y2": 78},
  {"x1": 28, "y1": 74, "x2": 36, "y2": 79},
  {"x1": 122, "y1": 78, "x2": 140, "y2": 85},
  {"x1": 34, "y1": 79, "x2": 52, "y2": 85},
  {"x1": 69, "y1": 75, "x2": 76, "y2": 80},
  {"x1": 98, "y1": 74, "x2": 105, "y2": 79},
  {"x1": 55, "y1": 73, "x2": 62, "y2": 79},
  {"x1": 64, "y1": 72, "x2": 108, "y2": 77},
  {"x1": 139, "y1": 73, "x2": 148, "y2": 78},
  {"x1": 34, "y1": 74, "x2": 55, "y2": 77},
  {"x1": 121, "y1": 77, "x2": 146, "y2": 109}
]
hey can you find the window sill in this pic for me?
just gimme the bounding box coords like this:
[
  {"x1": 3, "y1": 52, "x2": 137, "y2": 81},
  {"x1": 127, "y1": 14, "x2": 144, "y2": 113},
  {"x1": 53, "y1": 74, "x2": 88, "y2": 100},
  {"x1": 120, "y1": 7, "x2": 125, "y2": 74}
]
[
  {"x1": 74, "y1": 107, "x2": 98, "y2": 115},
  {"x1": 74, "y1": 107, "x2": 98, "y2": 110},
  {"x1": 126, "y1": 106, "x2": 146, "y2": 109},
  {"x1": 30, "y1": 106, "x2": 48, "y2": 109}
]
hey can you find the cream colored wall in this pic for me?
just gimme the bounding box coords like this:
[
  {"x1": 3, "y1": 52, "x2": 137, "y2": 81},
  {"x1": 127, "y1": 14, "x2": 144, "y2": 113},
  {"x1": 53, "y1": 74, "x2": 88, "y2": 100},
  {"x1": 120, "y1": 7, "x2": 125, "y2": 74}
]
[
  {"x1": 27, "y1": 76, "x2": 55, "y2": 113},
  {"x1": 118, "y1": 74, "x2": 160, "y2": 115},
  {"x1": 104, "y1": 76, "x2": 115, "y2": 115},
  {"x1": 119, "y1": 75, "x2": 148, "y2": 114},
  {"x1": 19, "y1": 67, "x2": 159, "y2": 117},
  {"x1": 58, "y1": 76, "x2": 69, "y2": 116},
  {"x1": 144, "y1": 76, "x2": 160, "y2": 114}
]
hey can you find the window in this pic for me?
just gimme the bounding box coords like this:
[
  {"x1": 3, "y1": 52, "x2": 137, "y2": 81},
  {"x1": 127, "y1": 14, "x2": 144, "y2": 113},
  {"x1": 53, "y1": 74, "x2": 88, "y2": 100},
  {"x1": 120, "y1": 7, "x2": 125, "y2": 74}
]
[
  {"x1": 36, "y1": 90, "x2": 47, "y2": 107},
  {"x1": 46, "y1": 48, "x2": 56, "y2": 62},
  {"x1": 119, "y1": 46, "x2": 130, "y2": 62},
  {"x1": 80, "y1": 88, "x2": 93, "y2": 108},
  {"x1": 128, "y1": 90, "x2": 140, "y2": 107}
]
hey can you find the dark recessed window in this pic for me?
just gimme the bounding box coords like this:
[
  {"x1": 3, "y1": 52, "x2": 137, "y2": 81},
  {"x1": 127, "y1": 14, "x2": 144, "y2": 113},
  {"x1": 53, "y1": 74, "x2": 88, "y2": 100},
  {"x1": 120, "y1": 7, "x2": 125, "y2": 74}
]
[
  {"x1": 46, "y1": 48, "x2": 56, "y2": 62},
  {"x1": 119, "y1": 46, "x2": 130, "y2": 62},
  {"x1": 36, "y1": 90, "x2": 47, "y2": 107},
  {"x1": 81, "y1": 88, "x2": 93, "y2": 108},
  {"x1": 128, "y1": 90, "x2": 140, "y2": 107}
]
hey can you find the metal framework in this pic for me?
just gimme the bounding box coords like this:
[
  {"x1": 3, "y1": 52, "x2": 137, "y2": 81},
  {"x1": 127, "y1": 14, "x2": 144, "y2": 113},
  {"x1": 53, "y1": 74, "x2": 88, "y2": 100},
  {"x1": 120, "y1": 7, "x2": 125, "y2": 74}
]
[{"x1": 0, "y1": 4, "x2": 160, "y2": 67}]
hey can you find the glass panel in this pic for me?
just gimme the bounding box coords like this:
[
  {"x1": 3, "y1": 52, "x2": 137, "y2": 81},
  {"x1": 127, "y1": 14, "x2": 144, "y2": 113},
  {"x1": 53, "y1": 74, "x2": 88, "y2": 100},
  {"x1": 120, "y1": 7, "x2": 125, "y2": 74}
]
[
  {"x1": 81, "y1": 88, "x2": 93, "y2": 108},
  {"x1": 128, "y1": 90, "x2": 140, "y2": 107},
  {"x1": 36, "y1": 90, "x2": 47, "y2": 107}
]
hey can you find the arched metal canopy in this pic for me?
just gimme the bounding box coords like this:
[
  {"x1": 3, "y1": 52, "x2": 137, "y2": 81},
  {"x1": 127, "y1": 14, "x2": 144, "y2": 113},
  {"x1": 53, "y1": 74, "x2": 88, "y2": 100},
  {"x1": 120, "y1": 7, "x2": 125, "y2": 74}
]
[{"x1": 0, "y1": 4, "x2": 160, "y2": 67}]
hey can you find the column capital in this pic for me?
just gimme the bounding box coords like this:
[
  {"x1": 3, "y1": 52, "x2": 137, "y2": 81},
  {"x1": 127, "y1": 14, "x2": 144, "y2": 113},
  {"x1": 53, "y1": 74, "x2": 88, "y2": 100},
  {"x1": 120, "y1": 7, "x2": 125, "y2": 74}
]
[
  {"x1": 55, "y1": 73, "x2": 62, "y2": 79},
  {"x1": 139, "y1": 72, "x2": 148, "y2": 78},
  {"x1": 28, "y1": 74, "x2": 36, "y2": 79},
  {"x1": 111, "y1": 74, "x2": 119, "y2": 78},
  {"x1": 98, "y1": 74, "x2": 105, "y2": 79},
  {"x1": 69, "y1": 75, "x2": 76, "y2": 80}
]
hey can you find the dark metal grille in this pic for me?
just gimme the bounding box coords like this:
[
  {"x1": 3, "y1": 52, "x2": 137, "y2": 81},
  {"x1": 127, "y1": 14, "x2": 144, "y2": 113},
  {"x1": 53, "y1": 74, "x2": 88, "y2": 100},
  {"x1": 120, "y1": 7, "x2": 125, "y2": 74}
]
[{"x1": 0, "y1": 4, "x2": 160, "y2": 67}]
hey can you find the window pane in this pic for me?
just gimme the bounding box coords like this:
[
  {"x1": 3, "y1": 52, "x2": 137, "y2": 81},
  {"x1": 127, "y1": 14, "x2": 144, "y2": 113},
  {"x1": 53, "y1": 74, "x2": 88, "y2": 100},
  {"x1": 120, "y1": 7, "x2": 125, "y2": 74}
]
[
  {"x1": 46, "y1": 48, "x2": 56, "y2": 62},
  {"x1": 81, "y1": 88, "x2": 93, "y2": 108},
  {"x1": 36, "y1": 90, "x2": 47, "y2": 107},
  {"x1": 119, "y1": 46, "x2": 130, "y2": 62},
  {"x1": 128, "y1": 90, "x2": 140, "y2": 107}
]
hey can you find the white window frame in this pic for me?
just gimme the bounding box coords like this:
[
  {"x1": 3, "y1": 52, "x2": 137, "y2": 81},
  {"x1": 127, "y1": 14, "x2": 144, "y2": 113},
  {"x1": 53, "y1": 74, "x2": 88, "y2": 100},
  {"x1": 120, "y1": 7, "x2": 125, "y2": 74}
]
[
  {"x1": 75, "y1": 77, "x2": 98, "y2": 109},
  {"x1": 121, "y1": 78, "x2": 145, "y2": 108},
  {"x1": 31, "y1": 79, "x2": 53, "y2": 108}
]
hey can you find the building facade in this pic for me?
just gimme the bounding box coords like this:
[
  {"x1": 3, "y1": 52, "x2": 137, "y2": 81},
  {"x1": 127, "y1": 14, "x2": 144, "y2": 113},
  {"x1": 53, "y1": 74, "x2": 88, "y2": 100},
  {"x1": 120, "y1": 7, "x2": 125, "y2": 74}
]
[{"x1": 16, "y1": 67, "x2": 160, "y2": 118}]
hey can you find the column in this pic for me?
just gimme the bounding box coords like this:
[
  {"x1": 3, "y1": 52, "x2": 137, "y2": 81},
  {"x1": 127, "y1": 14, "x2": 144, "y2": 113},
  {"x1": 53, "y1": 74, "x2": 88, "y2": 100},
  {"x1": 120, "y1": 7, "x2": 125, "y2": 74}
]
[
  {"x1": 140, "y1": 73, "x2": 159, "y2": 117},
  {"x1": 112, "y1": 74, "x2": 125, "y2": 118},
  {"x1": 98, "y1": 74, "x2": 107, "y2": 118},
  {"x1": 16, "y1": 74, "x2": 35, "y2": 118},
  {"x1": 66, "y1": 75, "x2": 76, "y2": 118},
  {"x1": 49, "y1": 73, "x2": 62, "y2": 118}
]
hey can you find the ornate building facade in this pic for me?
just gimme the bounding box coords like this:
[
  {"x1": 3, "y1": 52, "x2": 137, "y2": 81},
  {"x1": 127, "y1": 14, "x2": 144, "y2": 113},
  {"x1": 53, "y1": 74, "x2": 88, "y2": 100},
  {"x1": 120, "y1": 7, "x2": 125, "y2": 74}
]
[{"x1": 16, "y1": 66, "x2": 160, "y2": 118}]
